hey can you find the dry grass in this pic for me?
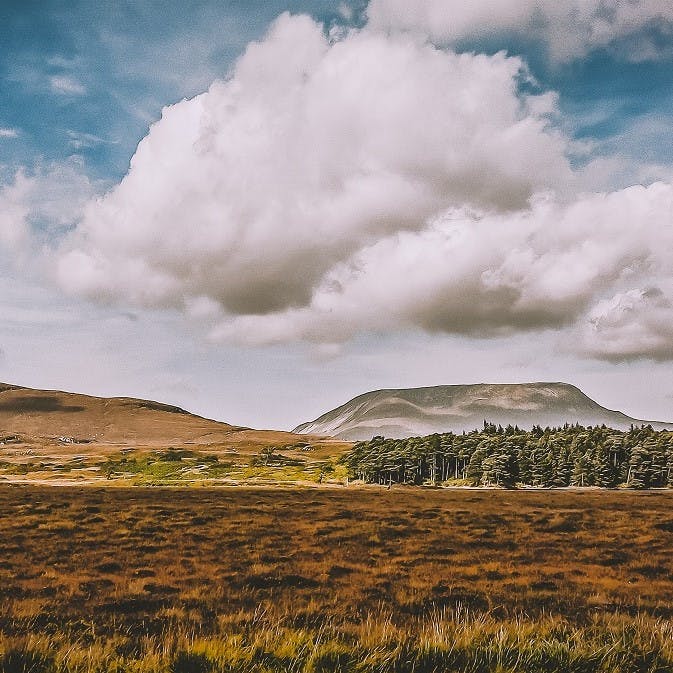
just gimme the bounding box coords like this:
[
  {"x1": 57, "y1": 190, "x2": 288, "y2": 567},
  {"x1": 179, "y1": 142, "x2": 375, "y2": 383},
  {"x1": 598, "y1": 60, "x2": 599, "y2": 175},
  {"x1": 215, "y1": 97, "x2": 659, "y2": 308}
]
[
  {"x1": 2, "y1": 486, "x2": 673, "y2": 671},
  {"x1": 0, "y1": 437, "x2": 351, "y2": 487},
  {"x1": 0, "y1": 384, "x2": 350, "y2": 486}
]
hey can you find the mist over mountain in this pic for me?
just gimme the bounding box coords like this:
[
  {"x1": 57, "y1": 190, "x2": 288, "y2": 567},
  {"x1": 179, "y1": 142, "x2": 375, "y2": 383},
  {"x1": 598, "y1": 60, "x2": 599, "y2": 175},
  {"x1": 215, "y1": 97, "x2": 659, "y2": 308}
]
[{"x1": 294, "y1": 383, "x2": 673, "y2": 441}]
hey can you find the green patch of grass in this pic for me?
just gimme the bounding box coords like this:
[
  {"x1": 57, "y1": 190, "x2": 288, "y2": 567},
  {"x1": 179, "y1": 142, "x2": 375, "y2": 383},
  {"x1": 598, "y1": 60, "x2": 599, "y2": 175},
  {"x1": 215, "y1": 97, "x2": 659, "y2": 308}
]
[
  {"x1": 237, "y1": 464, "x2": 324, "y2": 483},
  {"x1": 97, "y1": 452, "x2": 327, "y2": 485},
  {"x1": 1, "y1": 462, "x2": 41, "y2": 475}
]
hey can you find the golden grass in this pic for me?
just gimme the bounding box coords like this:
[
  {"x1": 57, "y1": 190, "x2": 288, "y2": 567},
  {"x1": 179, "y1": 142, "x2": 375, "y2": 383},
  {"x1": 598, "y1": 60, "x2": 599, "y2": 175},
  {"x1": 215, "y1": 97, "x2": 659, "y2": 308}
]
[{"x1": 2, "y1": 486, "x2": 673, "y2": 671}]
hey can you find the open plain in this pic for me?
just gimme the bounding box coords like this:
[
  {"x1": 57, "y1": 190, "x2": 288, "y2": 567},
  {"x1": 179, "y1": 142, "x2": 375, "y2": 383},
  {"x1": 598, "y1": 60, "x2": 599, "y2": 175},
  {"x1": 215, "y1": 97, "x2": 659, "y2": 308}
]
[{"x1": 2, "y1": 485, "x2": 673, "y2": 672}]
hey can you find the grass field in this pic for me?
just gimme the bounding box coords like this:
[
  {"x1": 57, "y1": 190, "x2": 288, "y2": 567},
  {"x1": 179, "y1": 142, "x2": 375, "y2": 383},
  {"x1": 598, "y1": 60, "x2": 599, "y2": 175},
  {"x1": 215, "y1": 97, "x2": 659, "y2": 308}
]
[
  {"x1": 0, "y1": 440, "x2": 351, "y2": 487},
  {"x1": 2, "y1": 486, "x2": 673, "y2": 672}
]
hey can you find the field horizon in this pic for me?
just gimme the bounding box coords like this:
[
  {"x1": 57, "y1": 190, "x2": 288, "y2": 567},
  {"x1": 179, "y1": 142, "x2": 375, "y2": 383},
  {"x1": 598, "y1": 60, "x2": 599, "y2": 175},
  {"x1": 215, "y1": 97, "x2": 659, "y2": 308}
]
[{"x1": 3, "y1": 379, "x2": 673, "y2": 490}]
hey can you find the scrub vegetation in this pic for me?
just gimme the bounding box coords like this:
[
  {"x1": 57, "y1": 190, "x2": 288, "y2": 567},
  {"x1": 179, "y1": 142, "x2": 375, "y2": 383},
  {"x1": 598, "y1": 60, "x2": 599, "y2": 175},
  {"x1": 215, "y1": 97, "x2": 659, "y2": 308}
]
[
  {"x1": 0, "y1": 441, "x2": 349, "y2": 486},
  {"x1": 2, "y1": 486, "x2": 673, "y2": 672}
]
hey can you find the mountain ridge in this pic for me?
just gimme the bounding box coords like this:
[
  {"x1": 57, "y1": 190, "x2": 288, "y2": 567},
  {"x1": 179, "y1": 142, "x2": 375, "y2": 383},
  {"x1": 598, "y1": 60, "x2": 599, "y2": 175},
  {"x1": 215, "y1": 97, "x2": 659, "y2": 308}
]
[{"x1": 294, "y1": 382, "x2": 673, "y2": 440}]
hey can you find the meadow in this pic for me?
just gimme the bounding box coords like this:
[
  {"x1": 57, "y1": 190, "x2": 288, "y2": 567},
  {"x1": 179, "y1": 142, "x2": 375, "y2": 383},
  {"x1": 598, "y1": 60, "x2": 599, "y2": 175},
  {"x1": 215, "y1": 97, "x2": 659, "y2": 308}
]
[
  {"x1": 2, "y1": 485, "x2": 673, "y2": 672},
  {"x1": 0, "y1": 441, "x2": 349, "y2": 487}
]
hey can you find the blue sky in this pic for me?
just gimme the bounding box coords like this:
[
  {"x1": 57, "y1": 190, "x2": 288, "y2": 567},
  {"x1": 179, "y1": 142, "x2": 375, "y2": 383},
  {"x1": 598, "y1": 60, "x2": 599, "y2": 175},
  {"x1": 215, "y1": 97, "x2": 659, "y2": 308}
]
[
  {"x1": 2, "y1": 1, "x2": 673, "y2": 428},
  {"x1": 0, "y1": 0, "x2": 359, "y2": 180},
  {"x1": 3, "y1": 1, "x2": 673, "y2": 180}
]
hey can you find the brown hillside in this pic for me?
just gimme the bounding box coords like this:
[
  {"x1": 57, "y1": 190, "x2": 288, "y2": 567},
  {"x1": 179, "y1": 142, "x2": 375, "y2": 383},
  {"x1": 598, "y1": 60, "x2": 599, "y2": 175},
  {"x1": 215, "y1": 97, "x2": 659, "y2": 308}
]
[
  {"x1": 0, "y1": 383, "x2": 240, "y2": 445},
  {"x1": 0, "y1": 383, "x2": 344, "y2": 459}
]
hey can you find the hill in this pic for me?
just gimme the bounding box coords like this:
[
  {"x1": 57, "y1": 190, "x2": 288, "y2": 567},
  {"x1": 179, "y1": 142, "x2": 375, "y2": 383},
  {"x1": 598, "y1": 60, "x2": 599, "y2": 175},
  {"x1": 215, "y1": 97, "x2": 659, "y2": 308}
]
[
  {"x1": 0, "y1": 382, "x2": 343, "y2": 457},
  {"x1": 0, "y1": 382, "x2": 352, "y2": 486},
  {"x1": 0, "y1": 382, "x2": 239, "y2": 445},
  {"x1": 293, "y1": 382, "x2": 673, "y2": 440}
]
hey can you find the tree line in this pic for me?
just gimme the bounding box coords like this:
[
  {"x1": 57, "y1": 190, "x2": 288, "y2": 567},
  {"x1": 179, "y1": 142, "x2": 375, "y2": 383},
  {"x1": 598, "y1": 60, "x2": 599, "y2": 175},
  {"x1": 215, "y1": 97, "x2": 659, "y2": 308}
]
[{"x1": 340, "y1": 423, "x2": 673, "y2": 489}]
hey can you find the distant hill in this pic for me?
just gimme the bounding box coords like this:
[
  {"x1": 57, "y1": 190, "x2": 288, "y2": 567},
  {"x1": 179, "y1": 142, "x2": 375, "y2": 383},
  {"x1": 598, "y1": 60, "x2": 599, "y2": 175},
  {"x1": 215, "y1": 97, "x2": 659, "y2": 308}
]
[
  {"x1": 293, "y1": 383, "x2": 673, "y2": 440},
  {"x1": 0, "y1": 382, "x2": 241, "y2": 445},
  {"x1": 0, "y1": 382, "x2": 332, "y2": 453}
]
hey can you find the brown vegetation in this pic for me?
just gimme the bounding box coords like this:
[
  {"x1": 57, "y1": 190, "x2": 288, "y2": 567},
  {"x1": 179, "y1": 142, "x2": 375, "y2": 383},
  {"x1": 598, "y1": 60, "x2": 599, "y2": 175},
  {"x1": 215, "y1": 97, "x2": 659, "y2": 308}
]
[{"x1": 2, "y1": 486, "x2": 673, "y2": 671}]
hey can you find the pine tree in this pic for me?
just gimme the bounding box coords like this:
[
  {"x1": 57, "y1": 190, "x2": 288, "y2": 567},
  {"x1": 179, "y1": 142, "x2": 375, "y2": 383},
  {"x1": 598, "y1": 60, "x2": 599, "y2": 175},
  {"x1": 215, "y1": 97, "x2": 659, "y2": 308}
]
[
  {"x1": 627, "y1": 444, "x2": 651, "y2": 489},
  {"x1": 466, "y1": 447, "x2": 487, "y2": 485},
  {"x1": 571, "y1": 454, "x2": 593, "y2": 487},
  {"x1": 594, "y1": 446, "x2": 616, "y2": 488}
]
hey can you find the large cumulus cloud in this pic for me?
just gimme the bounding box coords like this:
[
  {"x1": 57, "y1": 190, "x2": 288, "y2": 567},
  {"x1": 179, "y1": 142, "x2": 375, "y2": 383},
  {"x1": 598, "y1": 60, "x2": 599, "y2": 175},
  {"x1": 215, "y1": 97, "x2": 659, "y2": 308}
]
[
  {"x1": 57, "y1": 12, "x2": 569, "y2": 311},
  {"x1": 367, "y1": 0, "x2": 673, "y2": 62},
  {"x1": 55, "y1": 9, "x2": 673, "y2": 362},
  {"x1": 208, "y1": 182, "x2": 673, "y2": 362}
]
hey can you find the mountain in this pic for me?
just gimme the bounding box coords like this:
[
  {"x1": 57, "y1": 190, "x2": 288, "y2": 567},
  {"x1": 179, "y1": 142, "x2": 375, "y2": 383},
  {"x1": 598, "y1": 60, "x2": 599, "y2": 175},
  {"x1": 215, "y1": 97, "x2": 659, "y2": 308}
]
[
  {"x1": 0, "y1": 382, "x2": 332, "y2": 453},
  {"x1": 293, "y1": 382, "x2": 673, "y2": 440}
]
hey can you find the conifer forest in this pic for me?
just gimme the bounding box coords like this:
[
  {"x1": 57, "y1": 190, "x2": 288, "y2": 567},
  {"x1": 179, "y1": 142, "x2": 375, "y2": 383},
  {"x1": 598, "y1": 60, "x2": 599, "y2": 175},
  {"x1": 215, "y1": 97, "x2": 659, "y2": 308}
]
[{"x1": 342, "y1": 424, "x2": 673, "y2": 489}]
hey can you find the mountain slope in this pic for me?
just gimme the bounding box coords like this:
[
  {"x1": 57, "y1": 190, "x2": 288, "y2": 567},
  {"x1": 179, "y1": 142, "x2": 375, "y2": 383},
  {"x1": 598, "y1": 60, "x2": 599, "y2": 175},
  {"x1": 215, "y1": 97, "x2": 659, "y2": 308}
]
[
  {"x1": 293, "y1": 383, "x2": 673, "y2": 440},
  {"x1": 0, "y1": 383, "x2": 242, "y2": 444},
  {"x1": 0, "y1": 383, "x2": 336, "y2": 454}
]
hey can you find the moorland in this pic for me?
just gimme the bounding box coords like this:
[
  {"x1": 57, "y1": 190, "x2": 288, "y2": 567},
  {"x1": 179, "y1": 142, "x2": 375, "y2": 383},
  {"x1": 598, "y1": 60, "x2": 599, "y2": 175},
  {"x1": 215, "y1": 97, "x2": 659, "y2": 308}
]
[
  {"x1": 2, "y1": 486, "x2": 673, "y2": 672},
  {"x1": 0, "y1": 382, "x2": 349, "y2": 487}
]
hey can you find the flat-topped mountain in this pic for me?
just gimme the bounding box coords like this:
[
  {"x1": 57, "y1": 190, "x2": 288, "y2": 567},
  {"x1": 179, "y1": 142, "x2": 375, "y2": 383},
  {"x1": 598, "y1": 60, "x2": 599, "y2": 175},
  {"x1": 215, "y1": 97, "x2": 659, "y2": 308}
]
[{"x1": 293, "y1": 383, "x2": 673, "y2": 440}]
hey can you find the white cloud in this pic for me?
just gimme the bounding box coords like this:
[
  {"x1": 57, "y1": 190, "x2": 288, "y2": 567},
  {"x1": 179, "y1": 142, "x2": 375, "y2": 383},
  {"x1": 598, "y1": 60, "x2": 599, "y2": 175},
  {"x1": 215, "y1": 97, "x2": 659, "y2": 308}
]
[
  {"x1": 366, "y1": 0, "x2": 673, "y2": 62},
  {"x1": 578, "y1": 287, "x2": 673, "y2": 361},
  {"x1": 51, "y1": 10, "x2": 673, "y2": 363},
  {"x1": 0, "y1": 161, "x2": 97, "y2": 259},
  {"x1": 57, "y1": 12, "x2": 570, "y2": 312},
  {"x1": 50, "y1": 75, "x2": 86, "y2": 95},
  {"x1": 338, "y1": 3, "x2": 354, "y2": 21},
  {"x1": 66, "y1": 129, "x2": 118, "y2": 150},
  {"x1": 0, "y1": 172, "x2": 32, "y2": 252},
  {"x1": 0, "y1": 128, "x2": 19, "y2": 138},
  {"x1": 207, "y1": 181, "x2": 673, "y2": 363}
]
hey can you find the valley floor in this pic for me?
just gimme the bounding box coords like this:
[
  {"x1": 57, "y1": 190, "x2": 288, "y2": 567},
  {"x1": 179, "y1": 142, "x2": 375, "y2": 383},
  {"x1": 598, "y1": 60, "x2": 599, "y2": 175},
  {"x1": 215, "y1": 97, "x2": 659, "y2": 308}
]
[{"x1": 2, "y1": 486, "x2": 673, "y2": 672}]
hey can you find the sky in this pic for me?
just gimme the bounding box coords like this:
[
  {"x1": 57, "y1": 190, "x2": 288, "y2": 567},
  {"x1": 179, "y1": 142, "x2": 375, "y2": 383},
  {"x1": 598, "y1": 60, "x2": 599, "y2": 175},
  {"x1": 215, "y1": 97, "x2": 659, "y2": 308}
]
[{"x1": 2, "y1": 0, "x2": 673, "y2": 430}]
